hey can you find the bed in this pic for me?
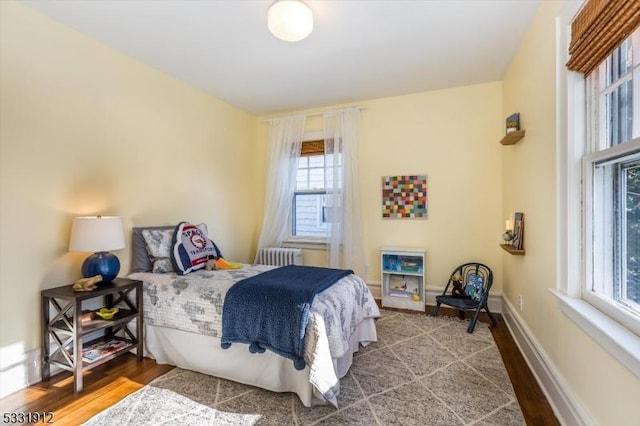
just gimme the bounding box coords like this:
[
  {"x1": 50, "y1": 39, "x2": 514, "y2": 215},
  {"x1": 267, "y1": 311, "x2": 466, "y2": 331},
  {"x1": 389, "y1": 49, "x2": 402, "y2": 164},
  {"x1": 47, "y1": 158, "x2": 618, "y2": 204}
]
[{"x1": 128, "y1": 226, "x2": 381, "y2": 407}]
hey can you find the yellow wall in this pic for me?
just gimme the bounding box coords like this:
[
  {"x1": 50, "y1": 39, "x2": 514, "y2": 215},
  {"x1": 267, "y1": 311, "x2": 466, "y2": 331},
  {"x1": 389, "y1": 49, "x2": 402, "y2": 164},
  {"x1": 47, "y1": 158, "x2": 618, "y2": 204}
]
[
  {"x1": 502, "y1": 1, "x2": 640, "y2": 424},
  {"x1": 258, "y1": 82, "x2": 505, "y2": 298},
  {"x1": 0, "y1": 1, "x2": 259, "y2": 352}
]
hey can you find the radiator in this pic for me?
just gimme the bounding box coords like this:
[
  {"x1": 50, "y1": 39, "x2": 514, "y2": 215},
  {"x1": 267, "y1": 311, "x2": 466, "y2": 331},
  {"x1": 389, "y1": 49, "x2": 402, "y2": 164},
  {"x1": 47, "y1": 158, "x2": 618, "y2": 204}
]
[{"x1": 257, "y1": 247, "x2": 303, "y2": 266}]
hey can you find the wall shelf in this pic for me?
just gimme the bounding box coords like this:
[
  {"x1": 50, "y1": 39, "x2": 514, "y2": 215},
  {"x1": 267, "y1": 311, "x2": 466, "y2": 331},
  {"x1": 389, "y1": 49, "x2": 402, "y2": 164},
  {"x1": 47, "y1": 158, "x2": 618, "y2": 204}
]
[
  {"x1": 500, "y1": 244, "x2": 525, "y2": 255},
  {"x1": 500, "y1": 130, "x2": 526, "y2": 145}
]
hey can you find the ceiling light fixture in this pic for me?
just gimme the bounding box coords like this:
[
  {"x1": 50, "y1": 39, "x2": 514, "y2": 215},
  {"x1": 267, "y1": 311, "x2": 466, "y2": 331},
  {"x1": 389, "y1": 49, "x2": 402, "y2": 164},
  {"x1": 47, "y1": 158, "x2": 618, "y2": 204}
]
[{"x1": 268, "y1": 0, "x2": 313, "y2": 42}]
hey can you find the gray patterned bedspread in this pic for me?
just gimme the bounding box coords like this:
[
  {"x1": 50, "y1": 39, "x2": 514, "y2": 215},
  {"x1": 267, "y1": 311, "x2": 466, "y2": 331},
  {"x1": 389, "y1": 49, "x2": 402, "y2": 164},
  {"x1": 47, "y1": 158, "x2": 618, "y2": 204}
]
[{"x1": 129, "y1": 264, "x2": 380, "y2": 361}]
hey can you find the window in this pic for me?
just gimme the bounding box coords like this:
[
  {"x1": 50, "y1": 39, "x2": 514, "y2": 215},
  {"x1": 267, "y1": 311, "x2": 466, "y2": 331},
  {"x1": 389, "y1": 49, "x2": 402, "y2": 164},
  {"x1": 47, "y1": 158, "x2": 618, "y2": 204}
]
[
  {"x1": 583, "y1": 28, "x2": 640, "y2": 335},
  {"x1": 290, "y1": 140, "x2": 340, "y2": 240}
]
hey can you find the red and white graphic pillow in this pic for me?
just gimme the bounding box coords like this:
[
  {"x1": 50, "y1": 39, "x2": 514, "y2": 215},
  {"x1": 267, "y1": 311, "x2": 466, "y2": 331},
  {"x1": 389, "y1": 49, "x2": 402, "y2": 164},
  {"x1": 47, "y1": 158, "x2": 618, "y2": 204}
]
[{"x1": 171, "y1": 222, "x2": 222, "y2": 275}]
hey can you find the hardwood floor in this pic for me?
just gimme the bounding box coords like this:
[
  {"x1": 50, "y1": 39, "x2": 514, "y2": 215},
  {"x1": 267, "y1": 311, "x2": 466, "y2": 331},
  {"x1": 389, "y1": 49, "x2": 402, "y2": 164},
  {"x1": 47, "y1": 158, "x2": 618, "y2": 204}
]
[
  {"x1": 0, "y1": 356, "x2": 173, "y2": 426},
  {"x1": 0, "y1": 308, "x2": 558, "y2": 425}
]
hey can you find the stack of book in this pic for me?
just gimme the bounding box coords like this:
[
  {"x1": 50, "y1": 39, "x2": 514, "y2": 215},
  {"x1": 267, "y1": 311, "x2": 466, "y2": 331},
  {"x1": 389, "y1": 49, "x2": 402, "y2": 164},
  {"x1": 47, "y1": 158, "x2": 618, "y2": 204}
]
[{"x1": 82, "y1": 339, "x2": 130, "y2": 363}]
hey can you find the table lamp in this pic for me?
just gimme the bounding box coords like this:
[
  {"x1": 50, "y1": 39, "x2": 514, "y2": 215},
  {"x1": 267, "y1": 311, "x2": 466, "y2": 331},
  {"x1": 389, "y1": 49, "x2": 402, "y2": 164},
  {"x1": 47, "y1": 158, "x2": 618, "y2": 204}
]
[{"x1": 69, "y1": 216, "x2": 125, "y2": 283}]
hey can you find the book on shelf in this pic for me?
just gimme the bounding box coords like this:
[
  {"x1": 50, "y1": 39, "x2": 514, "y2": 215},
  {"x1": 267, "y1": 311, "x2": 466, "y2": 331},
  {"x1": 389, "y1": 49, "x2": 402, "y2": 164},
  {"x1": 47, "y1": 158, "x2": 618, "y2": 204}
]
[
  {"x1": 383, "y1": 254, "x2": 401, "y2": 271},
  {"x1": 82, "y1": 339, "x2": 130, "y2": 363},
  {"x1": 399, "y1": 257, "x2": 422, "y2": 273},
  {"x1": 511, "y1": 212, "x2": 524, "y2": 250}
]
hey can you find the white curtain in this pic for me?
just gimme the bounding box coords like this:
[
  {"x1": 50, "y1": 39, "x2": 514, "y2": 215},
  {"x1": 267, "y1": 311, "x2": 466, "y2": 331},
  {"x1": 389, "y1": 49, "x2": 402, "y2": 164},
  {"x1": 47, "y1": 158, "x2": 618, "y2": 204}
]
[
  {"x1": 254, "y1": 116, "x2": 306, "y2": 260},
  {"x1": 324, "y1": 108, "x2": 366, "y2": 276}
]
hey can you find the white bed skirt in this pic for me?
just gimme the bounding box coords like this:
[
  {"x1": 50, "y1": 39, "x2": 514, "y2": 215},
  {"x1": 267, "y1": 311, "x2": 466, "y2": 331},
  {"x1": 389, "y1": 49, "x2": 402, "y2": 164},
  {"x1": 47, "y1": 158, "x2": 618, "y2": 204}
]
[{"x1": 143, "y1": 318, "x2": 378, "y2": 407}]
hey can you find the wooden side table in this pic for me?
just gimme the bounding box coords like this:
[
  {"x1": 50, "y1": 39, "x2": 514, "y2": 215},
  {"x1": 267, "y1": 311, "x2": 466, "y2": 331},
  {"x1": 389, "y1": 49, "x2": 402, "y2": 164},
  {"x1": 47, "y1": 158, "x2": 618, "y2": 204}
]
[{"x1": 41, "y1": 278, "x2": 143, "y2": 393}]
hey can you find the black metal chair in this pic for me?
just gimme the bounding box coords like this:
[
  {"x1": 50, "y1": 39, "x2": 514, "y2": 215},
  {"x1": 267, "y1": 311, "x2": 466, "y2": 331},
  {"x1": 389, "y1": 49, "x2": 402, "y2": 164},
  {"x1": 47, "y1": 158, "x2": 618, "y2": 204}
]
[{"x1": 431, "y1": 262, "x2": 497, "y2": 333}]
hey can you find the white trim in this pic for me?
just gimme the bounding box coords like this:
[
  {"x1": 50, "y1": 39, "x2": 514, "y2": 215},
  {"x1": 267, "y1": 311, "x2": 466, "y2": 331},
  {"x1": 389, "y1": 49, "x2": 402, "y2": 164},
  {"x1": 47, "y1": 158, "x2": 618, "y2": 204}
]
[
  {"x1": 282, "y1": 239, "x2": 327, "y2": 251},
  {"x1": 556, "y1": 0, "x2": 640, "y2": 376},
  {"x1": 367, "y1": 280, "x2": 382, "y2": 299},
  {"x1": 556, "y1": 1, "x2": 586, "y2": 299},
  {"x1": 551, "y1": 289, "x2": 640, "y2": 379},
  {"x1": 502, "y1": 295, "x2": 593, "y2": 426},
  {"x1": 0, "y1": 346, "x2": 55, "y2": 398}
]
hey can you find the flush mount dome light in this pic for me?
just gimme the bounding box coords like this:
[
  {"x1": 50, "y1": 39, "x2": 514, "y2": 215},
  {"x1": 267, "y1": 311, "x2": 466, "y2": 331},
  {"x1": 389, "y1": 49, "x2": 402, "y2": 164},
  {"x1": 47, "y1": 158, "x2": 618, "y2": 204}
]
[{"x1": 268, "y1": 0, "x2": 313, "y2": 42}]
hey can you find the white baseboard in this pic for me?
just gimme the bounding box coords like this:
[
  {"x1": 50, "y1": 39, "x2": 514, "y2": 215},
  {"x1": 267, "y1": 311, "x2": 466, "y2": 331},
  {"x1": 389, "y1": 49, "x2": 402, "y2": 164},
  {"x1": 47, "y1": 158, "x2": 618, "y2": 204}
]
[
  {"x1": 0, "y1": 346, "x2": 44, "y2": 398},
  {"x1": 501, "y1": 296, "x2": 592, "y2": 426},
  {"x1": 367, "y1": 281, "x2": 382, "y2": 299}
]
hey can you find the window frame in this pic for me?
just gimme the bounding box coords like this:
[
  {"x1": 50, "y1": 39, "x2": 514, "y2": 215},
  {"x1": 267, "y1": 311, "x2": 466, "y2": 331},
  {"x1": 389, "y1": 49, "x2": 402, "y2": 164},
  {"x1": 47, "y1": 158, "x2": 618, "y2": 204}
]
[
  {"x1": 291, "y1": 189, "x2": 329, "y2": 237},
  {"x1": 554, "y1": 2, "x2": 640, "y2": 379},
  {"x1": 285, "y1": 137, "x2": 330, "y2": 247},
  {"x1": 583, "y1": 137, "x2": 640, "y2": 336}
]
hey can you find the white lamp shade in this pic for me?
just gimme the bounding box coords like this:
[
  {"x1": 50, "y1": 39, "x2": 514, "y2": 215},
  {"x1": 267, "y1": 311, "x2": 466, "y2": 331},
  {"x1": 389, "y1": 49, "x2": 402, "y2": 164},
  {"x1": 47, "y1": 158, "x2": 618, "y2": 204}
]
[
  {"x1": 268, "y1": 0, "x2": 313, "y2": 42},
  {"x1": 69, "y1": 216, "x2": 125, "y2": 252}
]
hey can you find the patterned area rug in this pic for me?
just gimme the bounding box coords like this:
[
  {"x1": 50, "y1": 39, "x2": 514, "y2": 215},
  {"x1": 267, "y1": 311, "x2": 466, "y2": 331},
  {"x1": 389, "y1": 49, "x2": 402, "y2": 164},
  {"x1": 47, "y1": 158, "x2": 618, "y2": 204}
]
[{"x1": 83, "y1": 310, "x2": 524, "y2": 425}]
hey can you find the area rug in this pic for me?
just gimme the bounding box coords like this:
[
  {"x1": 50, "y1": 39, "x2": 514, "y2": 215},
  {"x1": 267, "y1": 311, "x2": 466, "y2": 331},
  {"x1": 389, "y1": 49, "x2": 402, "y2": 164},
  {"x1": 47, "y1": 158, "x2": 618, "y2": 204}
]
[{"x1": 83, "y1": 310, "x2": 524, "y2": 425}]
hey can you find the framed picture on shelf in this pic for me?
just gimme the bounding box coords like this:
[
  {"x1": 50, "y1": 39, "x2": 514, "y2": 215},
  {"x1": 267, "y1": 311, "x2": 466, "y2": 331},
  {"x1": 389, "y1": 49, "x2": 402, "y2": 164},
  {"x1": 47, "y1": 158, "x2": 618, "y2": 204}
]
[
  {"x1": 506, "y1": 113, "x2": 520, "y2": 134},
  {"x1": 511, "y1": 212, "x2": 524, "y2": 250}
]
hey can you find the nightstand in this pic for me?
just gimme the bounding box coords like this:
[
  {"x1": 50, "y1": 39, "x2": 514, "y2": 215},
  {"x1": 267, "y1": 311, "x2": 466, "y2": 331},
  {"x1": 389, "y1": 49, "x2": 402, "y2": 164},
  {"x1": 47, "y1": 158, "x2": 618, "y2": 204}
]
[{"x1": 41, "y1": 278, "x2": 143, "y2": 393}]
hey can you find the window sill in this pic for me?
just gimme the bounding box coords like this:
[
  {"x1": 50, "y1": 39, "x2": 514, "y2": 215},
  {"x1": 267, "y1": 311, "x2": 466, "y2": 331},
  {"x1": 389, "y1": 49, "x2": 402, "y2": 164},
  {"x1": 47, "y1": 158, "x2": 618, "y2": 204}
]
[
  {"x1": 282, "y1": 240, "x2": 327, "y2": 251},
  {"x1": 550, "y1": 288, "x2": 640, "y2": 379}
]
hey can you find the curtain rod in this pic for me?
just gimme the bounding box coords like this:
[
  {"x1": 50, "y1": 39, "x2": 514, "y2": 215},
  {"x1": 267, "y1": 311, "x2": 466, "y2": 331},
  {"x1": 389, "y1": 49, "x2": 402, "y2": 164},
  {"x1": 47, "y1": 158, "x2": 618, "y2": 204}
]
[{"x1": 262, "y1": 106, "x2": 366, "y2": 123}]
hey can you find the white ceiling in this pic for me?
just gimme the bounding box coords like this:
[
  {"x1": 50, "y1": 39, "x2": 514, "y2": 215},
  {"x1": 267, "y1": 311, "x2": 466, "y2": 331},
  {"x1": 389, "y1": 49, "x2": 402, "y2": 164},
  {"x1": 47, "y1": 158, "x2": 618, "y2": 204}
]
[{"x1": 21, "y1": 0, "x2": 541, "y2": 115}]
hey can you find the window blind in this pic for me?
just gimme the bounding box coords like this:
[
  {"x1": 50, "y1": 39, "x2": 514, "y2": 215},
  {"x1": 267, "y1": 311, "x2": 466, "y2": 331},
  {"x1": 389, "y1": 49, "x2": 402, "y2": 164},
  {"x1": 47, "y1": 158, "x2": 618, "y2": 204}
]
[
  {"x1": 566, "y1": 0, "x2": 640, "y2": 75},
  {"x1": 300, "y1": 140, "x2": 324, "y2": 157}
]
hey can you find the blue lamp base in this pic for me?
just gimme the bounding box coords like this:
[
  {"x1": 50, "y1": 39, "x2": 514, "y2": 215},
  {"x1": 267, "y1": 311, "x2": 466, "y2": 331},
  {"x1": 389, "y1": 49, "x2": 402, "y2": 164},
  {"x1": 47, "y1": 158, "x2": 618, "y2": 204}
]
[{"x1": 81, "y1": 251, "x2": 120, "y2": 283}]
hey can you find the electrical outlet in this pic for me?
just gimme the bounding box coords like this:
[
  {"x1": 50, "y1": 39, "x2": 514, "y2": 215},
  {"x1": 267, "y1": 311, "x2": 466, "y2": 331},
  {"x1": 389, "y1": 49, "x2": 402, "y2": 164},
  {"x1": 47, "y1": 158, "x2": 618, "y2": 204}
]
[{"x1": 518, "y1": 294, "x2": 523, "y2": 311}]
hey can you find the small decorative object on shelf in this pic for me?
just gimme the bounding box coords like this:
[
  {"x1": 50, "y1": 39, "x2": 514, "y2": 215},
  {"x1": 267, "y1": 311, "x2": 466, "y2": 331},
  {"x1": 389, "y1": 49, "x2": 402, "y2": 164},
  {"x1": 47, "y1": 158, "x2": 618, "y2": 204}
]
[
  {"x1": 72, "y1": 274, "x2": 103, "y2": 292},
  {"x1": 381, "y1": 248, "x2": 426, "y2": 311},
  {"x1": 502, "y1": 219, "x2": 514, "y2": 244},
  {"x1": 95, "y1": 306, "x2": 119, "y2": 319},
  {"x1": 505, "y1": 112, "x2": 520, "y2": 133},
  {"x1": 502, "y1": 230, "x2": 514, "y2": 243},
  {"x1": 500, "y1": 113, "x2": 525, "y2": 145},
  {"x1": 500, "y1": 212, "x2": 526, "y2": 255}
]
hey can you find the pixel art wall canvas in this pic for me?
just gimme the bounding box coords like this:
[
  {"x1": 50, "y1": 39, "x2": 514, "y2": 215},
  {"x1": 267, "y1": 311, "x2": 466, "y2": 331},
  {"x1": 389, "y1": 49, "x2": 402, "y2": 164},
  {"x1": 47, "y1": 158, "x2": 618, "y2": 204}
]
[{"x1": 382, "y1": 175, "x2": 428, "y2": 219}]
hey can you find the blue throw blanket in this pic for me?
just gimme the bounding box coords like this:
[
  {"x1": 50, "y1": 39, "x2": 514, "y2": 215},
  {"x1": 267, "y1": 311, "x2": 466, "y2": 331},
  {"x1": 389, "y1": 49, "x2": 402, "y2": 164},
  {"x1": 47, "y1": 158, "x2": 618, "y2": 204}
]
[{"x1": 221, "y1": 265, "x2": 353, "y2": 370}]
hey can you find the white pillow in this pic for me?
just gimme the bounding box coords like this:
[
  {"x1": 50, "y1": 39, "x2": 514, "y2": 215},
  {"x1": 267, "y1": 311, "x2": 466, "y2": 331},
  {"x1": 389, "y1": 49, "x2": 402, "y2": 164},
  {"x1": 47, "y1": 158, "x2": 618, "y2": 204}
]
[{"x1": 141, "y1": 228, "x2": 175, "y2": 273}]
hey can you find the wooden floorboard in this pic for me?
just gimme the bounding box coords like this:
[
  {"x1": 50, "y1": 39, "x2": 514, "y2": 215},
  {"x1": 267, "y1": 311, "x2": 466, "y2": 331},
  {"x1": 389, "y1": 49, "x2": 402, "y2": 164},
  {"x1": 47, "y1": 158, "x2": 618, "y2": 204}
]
[{"x1": 0, "y1": 307, "x2": 558, "y2": 425}]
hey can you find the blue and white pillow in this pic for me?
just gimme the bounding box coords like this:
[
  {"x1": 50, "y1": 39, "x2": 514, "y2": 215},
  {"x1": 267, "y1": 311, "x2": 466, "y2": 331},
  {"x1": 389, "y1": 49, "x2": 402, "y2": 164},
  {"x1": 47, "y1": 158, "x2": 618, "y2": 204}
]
[{"x1": 171, "y1": 222, "x2": 222, "y2": 275}]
